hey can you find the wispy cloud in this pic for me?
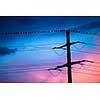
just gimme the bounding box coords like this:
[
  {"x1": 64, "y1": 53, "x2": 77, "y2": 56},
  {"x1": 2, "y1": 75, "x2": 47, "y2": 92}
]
[{"x1": 0, "y1": 47, "x2": 17, "y2": 56}]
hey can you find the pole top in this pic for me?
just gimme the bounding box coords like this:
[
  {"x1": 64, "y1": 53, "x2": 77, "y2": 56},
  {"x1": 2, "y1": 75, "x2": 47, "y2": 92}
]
[{"x1": 66, "y1": 30, "x2": 70, "y2": 33}]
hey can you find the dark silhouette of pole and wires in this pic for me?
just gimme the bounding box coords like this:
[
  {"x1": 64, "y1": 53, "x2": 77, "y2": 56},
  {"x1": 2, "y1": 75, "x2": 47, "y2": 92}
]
[
  {"x1": 49, "y1": 29, "x2": 95, "y2": 83},
  {"x1": 50, "y1": 29, "x2": 94, "y2": 83}
]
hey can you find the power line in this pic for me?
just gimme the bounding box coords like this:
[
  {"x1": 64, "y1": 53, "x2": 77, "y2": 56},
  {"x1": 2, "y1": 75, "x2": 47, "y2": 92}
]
[
  {"x1": 74, "y1": 66, "x2": 100, "y2": 73},
  {"x1": 85, "y1": 43, "x2": 100, "y2": 47},
  {"x1": 0, "y1": 63, "x2": 100, "y2": 79},
  {"x1": 72, "y1": 49, "x2": 100, "y2": 55},
  {"x1": 0, "y1": 61, "x2": 98, "y2": 71},
  {"x1": 0, "y1": 66, "x2": 100, "y2": 78},
  {"x1": 73, "y1": 71, "x2": 100, "y2": 77},
  {"x1": 2, "y1": 42, "x2": 100, "y2": 50},
  {"x1": 0, "y1": 27, "x2": 100, "y2": 36},
  {"x1": 78, "y1": 64, "x2": 100, "y2": 69},
  {"x1": 52, "y1": 49, "x2": 66, "y2": 56},
  {"x1": 48, "y1": 70, "x2": 63, "y2": 77},
  {"x1": 0, "y1": 67, "x2": 49, "y2": 74},
  {"x1": 0, "y1": 62, "x2": 63, "y2": 69},
  {"x1": 2, "y1": 47, "x2": 99, "y2": 55},
  {"x1": 0, "y1": 67, "x2": 65, "y2": 76}
]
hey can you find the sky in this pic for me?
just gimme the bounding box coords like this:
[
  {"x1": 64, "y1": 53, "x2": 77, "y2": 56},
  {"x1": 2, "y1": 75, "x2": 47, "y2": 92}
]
[{"x1": 0, "y1": 16, "x2": 100, "y2": 83}]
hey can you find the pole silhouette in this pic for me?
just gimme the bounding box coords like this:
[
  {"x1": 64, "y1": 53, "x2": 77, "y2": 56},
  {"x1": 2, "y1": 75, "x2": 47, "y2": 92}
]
[{"x1": 66, "y1": 30, "x2": 72, "y2": 83}]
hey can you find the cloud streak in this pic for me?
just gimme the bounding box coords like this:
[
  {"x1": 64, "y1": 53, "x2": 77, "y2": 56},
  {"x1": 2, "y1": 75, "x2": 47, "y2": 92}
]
[{"x1": 0, "y1": 47, "x2": 17, "y2": 56}]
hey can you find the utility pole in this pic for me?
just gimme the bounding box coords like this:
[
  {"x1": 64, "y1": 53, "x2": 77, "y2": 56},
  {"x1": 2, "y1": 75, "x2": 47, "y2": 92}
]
[
  {"x1": 51, "y1": 30, "x2": 86, "y2": 83},
  {"x1": 50, "y1": 30, "x2": 90, "y2": 83},
  {"x1": 66, "y1": 30, "x2": 72, "y2": 83}
]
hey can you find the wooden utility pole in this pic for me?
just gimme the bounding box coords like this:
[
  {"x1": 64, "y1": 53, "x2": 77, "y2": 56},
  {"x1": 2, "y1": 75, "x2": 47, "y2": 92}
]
[{"x1": 66, "y1": 30, "x2": 72, "y2": 83}]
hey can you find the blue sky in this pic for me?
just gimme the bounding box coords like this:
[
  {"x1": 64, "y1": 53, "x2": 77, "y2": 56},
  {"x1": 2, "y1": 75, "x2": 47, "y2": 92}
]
[{"x1": 0, "y1": 16, "x2": 100, "y2": 82}]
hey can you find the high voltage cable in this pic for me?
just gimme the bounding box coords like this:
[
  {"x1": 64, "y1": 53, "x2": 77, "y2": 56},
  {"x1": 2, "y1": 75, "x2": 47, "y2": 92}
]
[
  {"x1": 0, "y1": 47, "x2": 99, "y2": 53},
  {"x1": 48, "y1": 70, "x2": 63, "y2": 77},
  {"x1": 0, "y1": 62, "x2": 63, "y2": 68},
  {"x1": 52, "y1": 49, "x2": 66, "y2": 56},
  {"x1": 0, "y1": 68, "x2": 48, "y2": 74},
  {"x1": 85, "y1": 43, "x2": 100, "y2": 47},
  {"x1": 0, "y1": 64, "x2": 100, "y2": 77},
  {"x1": 1, "y1": 42, "x2": 100, "y2": 53},
  {"x1": 16, "y1": 48, "x2": 100, "y2": 56},
  {"x1": 1, "y1": 42, "x2": 100, "y2": 48},
  {"x1": 73, "y1": 71, "x2": 100, "y2": 77},
  {"x1": 0, "y1": 60, "x2": 98, "y2": 71},
  {"x1": 0, "y1": 66, "x2": 50, "y2": 71},
  {"x1": 0, "y1": 66, "x2": 100, "y2": 78},
  {"x1": 1, "y1": 43, "x2": 65, "y2": 48},
  {"x1": 74, "y1": 67, "x2": 100, "y2": 73},
  {"x1": 0, "y1": 68, "x2": 65, "y2": 76},
  {"x1": 72, "y1": 49, "x2": 100, "y2": 55},
  {"x1": 0, "y1": 61, "x2": 97, "y2": 72},
  {"x1": 0, "y1": 63, "x2": 94, "y2": 71},
  {"x1": 79, "y1": 64, "x2": 100, "y2": 69}
]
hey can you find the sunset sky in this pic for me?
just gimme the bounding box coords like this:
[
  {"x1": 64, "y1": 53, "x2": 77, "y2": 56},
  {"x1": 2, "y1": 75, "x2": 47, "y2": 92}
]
[{"x1": 0, "y1": 16, "x2": 100, "y2": 83}]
